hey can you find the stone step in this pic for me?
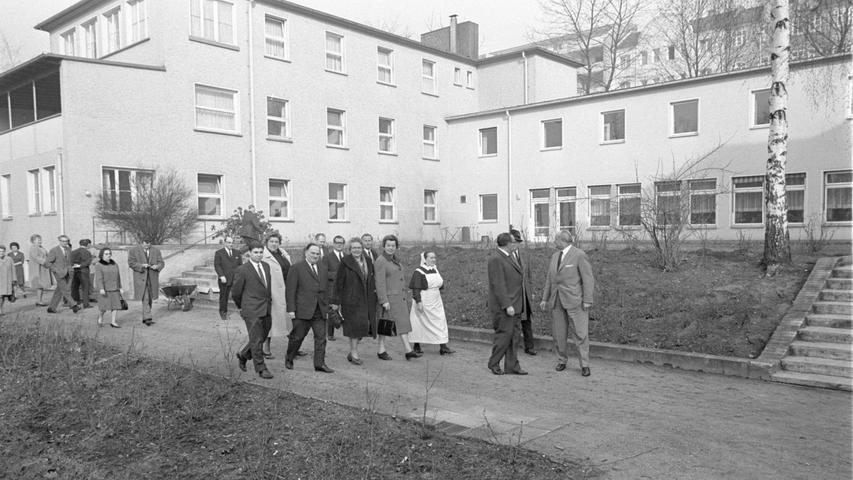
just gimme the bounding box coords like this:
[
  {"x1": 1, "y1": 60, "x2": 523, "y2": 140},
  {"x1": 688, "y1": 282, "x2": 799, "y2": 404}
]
[
  {"x1": 770, "y1": 371, "x2": 853, "y2": 391},
  {"x1": 812, "y1": 301, "x2": 852, "y2": 315},
  {"x1": 180, "y1": 270, "x2": 219, "y2": 280},
  {"x1": 820, "y1": 290, "x2": 853, "y2": 302},
  {"x1": 781, "y1": 356, "x2": 853, "y2": 378},
  {"x1": 789, "y1": 341, "x2": 853, "y2": 361},
  {"x1": 806, "y1": 313, "x2": 852, "y2": 329},
  {"x1": 798, "y1": 326, "x2": 853, "y2": 344},
  {"x1": 193, "y1": 266, "x2": 217, "y2": 274},
  {"x1": 826, "y1": 277, "x2": 852, "y2": 291},
  {"x1": 833, "y1": 265, "x2": 853, "y2": 279}
]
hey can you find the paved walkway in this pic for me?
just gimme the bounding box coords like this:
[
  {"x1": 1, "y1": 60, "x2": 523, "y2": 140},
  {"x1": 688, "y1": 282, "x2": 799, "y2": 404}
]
[{"x1": 4, "y1": 298, "x2": 851, "y2": 480}]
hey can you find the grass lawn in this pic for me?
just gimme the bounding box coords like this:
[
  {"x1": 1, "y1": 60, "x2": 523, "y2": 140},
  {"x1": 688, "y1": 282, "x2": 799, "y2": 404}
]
[
  {"x1": 0, "y1": 321, "x2": 599, "y2": 479},
  {"x1": 394, "y1": 246, "x2": 818, "y2": 359}
]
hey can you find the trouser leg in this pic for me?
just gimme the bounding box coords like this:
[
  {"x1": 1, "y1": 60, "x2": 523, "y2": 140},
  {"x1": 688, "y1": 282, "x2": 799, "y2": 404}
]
[
  {"x1": 79, "y1": 270, "x2": 91, "y2": 307},
  {"x1": 521, "y1": 317, "x2": 534, "y2": 350},
  {"x1": 566, "y1": 305, "x2": 590, "y2": 368},
  {"x1": 241, "y1": 314, "x2": 269, "y2": 372},
  {"x1": 218, "y1": 281, "x2": 231, "y2": 315},
  {"x1": 48, "y1": 275, "x2": 74, "y2": 310},
  {"x1": 70, "y1": 271, "x2": 81, "y2": 303},
  {"x1": 488, "y1": 311, "x2": 521, "y2": 371},
  {"x1": 286, "y1": 318, "x2": 311, "y2": 362},
  {"x1": 141, "y1": 284, "x2": 152, "y2": 319},
  {"x1": 310, "y1": 307, "x2": 327, "y2": 368},
  {"x1": 552, "y1": 302, "x2": 570, "y2": 364}
]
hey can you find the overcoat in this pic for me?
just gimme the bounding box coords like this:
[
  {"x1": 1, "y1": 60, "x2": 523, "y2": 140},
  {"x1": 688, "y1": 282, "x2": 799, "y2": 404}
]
[
  {"x1": 27, "y1": 244, "x2": 53, "y2": 289},
  {"x1": 374, "y1": 252, "x2": 411, "y2": 334},
  {"x1": 262, "y1": 247, "x2": 291, "y2": 336},
  {"x1": 332, "y1": 254, "x2": 377, "y2": 339},
  {"x1": 127, "y1": 245, "x2": 164, "y2": 301}
]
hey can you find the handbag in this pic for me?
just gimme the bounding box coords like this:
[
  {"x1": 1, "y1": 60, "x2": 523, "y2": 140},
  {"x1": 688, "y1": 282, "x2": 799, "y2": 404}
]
[
  {"x1": 119, "y1": 295, "x2": 129, "y2": 310},
  {"x1": 329, "y1": 309, "x2": 344, "y2": 328},
  {"x1": 377, "y1": 308, "x2": 397, "y2": 336},
  {"x1": 7, "y1": 291, "x2": 14, "y2": 303}
]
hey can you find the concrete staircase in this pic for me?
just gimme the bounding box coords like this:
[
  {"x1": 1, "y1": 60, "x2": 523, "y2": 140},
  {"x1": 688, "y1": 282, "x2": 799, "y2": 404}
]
[
  {"x1": 772, "y1": 258, "x2": 853, "y2": 391},
  {"x1": 169, "y1": 259, "x2": 221, "y2": 297}
]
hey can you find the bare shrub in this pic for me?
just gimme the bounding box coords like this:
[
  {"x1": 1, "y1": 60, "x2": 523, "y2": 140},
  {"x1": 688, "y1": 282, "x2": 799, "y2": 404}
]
[{"x1": 800, "y1": 213, "x2": 836, "y2": 253}]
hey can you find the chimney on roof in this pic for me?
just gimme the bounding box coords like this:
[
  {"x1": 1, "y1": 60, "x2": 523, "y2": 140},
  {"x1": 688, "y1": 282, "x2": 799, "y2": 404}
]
[{"x1": 450, "y1": 15, "x2": 458, "y2": 54}]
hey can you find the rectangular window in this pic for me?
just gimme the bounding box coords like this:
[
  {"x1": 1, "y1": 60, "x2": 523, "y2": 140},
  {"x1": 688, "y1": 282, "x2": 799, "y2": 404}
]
[
  {"x1": 480, "y1": 194, "x2": 498, "y2": 222},
  {"x1": 197, "y1": 174, "x2": 223, "y2": 217},
  {"x1": 620, "y1": 54, "x2": 631, "y2": 69},
  {"x1": 266, "y1": 97, "x2": 289, "y2": 139},
  {"x1": 190, "y1": 0, "x2": 234, "y2": 44},
  {"x1": 733, "y1": 175, "x2": 764, "y2": 225},
  {"x1": 653, "y1": 48, "x2": 660, "y2": 62},
  {"x1": 602, "y1": 109, "x2": 625, "y2": 142},
  {"x1": 466, "y1": 70, "x2": 474, "y2": 88},
  {"x1": 422, "y1": 59, "x2": 436, "y2": 94},
  {"x1": 479, "y1": 127, "x2": 497, "y2": 156},
  {"x1": 379, "y1": 186, "x2": 396, "y2": 222},
  {"x1": 453, "y1": 67, "x2": 462, "y2": 85},
  {"x1": 531, "y1": 188, "x2": 550, "y2": 237},
  {"x1": 786, "y1": 173, "x2": 805, "y2": 224},
  {"x1": 28, "y1": 169, "x2": 41, "y2": 214},
  {"x1": 264, "y1": 16, "x2": 288, "y2": 59},
  {"x1": 689, "y1": 179, "x2": 716, "y2": 225},
  {"x1": 101, "y1": 167, "x2": 153, "y2": 212},
  {"x1": 103, "y1": 8, "x2": 121, "y2": 54},
  {"x1": 589, "y1": 185, "x2": 611, "y2": 227},
  {"x1": 10, "y1": 83, "x2": 35, "y2": 128},
  {"x1": 423, "y1": 125, "x2": 437, "y2": 159},
  {"x1": 326, "y1": 108, "x2": 345, "y2": 147},
  {"x1": 557, "y1": 187, "x2": 576, "y2": 231},
  {"x1": 671, "y1": 99, "x2": 699, "y2": 135},
  {"x1": 325, "y1": 32, "x2": 344, "y2": 72},
  {"x1": 655, "y1": 181, "x2": 681, "y2": 224},
  {"x1": 61, "y1": 28, "x2": 77, "y2": 56},
  {"x1": 43, "y1": 166, "x2": 56, "y2": 213},
  {"x1": 640, "y1": 51, "x2": 648, "y2": 65},
  {"x1": 825, "y1": 170, "x2": 852, "y2": 223},
  {"x1": 542, "y1": 118, "x2": 562, "y2": 149},
  {"x1": 617, "y1": 184, "x2": 641, "y2": 226},
  {"x1": 378, "y1": 117, "x2": 395, "y2": 153},
  {"x1": 424, "y1": 189, "x2": 437, "y2": 223},
  {"x1": 128, "y1": 0, "x2": 148, "y2": 43},
  {"x1": 195, "y1": 84, "x2": 238, "y2": 133},
  {"x1": 668, "y1": 45, "x2": 676, "y2": 60},
  {"x1": 268, "y1": 179, "x2": 290, "y2": 219},
  {"x1": 752, "y1": 88, "x2": 771, "y2": 127},
  {"x1": 328, "y1": 183, "x2": 347, "y2": 221},
  {"x1": 377, "y1": 47, "x2": 394, "y2": 84},
  {"x1": 0, "y1": 174, "x2": 10, "y2": 218},
  {"x1": 82, "y1": 19, "x2": 98, "y2": 58}
]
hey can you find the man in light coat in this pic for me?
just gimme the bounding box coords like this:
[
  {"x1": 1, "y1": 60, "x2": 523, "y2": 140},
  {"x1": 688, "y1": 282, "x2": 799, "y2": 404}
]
[
  {"x1": 540, "y1": 229, "x2": 595, "y2": 376},
  {"x1": 127, "y1": 240, "x2": 164, "y2": 326}
]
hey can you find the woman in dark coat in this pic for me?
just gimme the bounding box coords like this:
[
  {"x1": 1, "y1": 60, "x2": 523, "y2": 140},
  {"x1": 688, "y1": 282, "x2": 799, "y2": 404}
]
[
  {"x1": 331, "y1": 237, "x2": 377, "y2": 365},
  {"x1": 92, "y1": 247, "x2": 123, "y2": 328}
]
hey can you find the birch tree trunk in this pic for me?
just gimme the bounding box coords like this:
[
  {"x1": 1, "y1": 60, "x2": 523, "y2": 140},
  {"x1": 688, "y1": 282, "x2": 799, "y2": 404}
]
[{"x1": 763, "y1": 0, "x2": 792, "y2": 275}]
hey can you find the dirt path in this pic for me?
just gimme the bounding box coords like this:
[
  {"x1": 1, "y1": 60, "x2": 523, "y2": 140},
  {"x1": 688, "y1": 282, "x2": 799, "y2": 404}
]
[{"x1": 8, "y1": 300, "x2": 851, "y2": 480}]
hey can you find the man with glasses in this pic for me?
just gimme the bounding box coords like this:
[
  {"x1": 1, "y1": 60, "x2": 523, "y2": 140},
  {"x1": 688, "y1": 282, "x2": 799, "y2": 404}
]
[
  {"x1": 46, "y1": 235, "x2": 80, "y2": 314},
  {"x1": 322, "y1": 235, "x2": 347, "y2": 341}
]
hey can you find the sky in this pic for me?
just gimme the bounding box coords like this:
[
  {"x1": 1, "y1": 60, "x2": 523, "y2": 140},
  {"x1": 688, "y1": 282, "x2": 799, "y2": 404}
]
[{"x1": 0, "y1": 0, "x2": 548, "y2": 66}]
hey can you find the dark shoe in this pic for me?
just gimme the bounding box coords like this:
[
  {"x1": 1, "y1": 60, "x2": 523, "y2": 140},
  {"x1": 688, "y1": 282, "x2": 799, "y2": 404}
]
[
  {"x1": 263, "y1": 353, "x2": 275, "y2": 360},
  {"x1": 314, "y1": 365, "x2": 335, "y2": 373},
  {"x1": 347, "y1": 354, "x2": 363, "y2": 366},
  {"x1": 258, "y1": 370, "x2": 274, "y2": 379},
  {"x1": 555, "y1": 363, "x2": 566, "y2": 372},
  {"x1": 285, "y1": 359, "x2": 293, "y2": 370},
  {"x1": 47, "y1": 308, "x2": 58, "y2": 313},
  {"x1": 489, "y1": 365, "x2": 504, "y2": 375},
  {"x1": 83, "y1": 305, "x2": 93, "y2": 309},
  {"x1": 296, "y1": 350, "x2": 308, "y2": 357},
  {"x1": 219, "y1": 312, "x2": 227, "y2": 320},
  {"x1": 405, "y1": 351, "x2": 420, "y2": 361},
  {"x1": 508, "y1": 369, "x2": 529, "y2": 375},
  {"x1": 110, "y1": 323, "x2": 121, "y2": 329},
  {"x1": 524, "y1": 348, "x2": 537, "y2": 356},
  {"x1": 327, "y1": 336, "x2": 336, "y2": 341},
  {"x1": 72, "y1": 305, "x2": 81, "y2": 314},
  {"x1": 142, "y1": 318, "x2": 154, "y2": 326},
  {"x1": 36, "y1": 302, "x2": 48, "y2": 307},
  {"x1": 236, "y1": 353, "x2": 247, "y2": 372},
  {"x1": 413, "y1": 343, "x2": 423, "y2": 354},
  {"x1": 581, "y1": 367, "x2": 591, "y2": 377},
  {"x1": 377, "y1": 351, "x2": 392, "y2": 361},
  {"x1": 439, "y1": 346, "x2": 455, "y2": 355}
]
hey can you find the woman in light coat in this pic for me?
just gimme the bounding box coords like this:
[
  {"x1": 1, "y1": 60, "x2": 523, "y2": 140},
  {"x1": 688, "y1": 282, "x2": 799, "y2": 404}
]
[
  {"x1": 261, "y1": 233, "x2": 291, "y2": 358},
  {"x1": 373, "y1": 234, "x2": 420, "y2": 361},
  {"x1": 27, "y1": 234, "x2": 53, "y2": 306},
  {"x1": 0, "y1": 245, "x2": 14, "y2": 316}
]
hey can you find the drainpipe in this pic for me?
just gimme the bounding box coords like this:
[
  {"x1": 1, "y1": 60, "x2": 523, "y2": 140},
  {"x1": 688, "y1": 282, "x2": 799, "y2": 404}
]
[
  {"x1": 521, "y1": 51, "x2": 529, "y2": 104},
  {"x1": 247, "y1": 0, "x2": 258, "y2": 206},
  {"x1": 57, "y1": 147, "x2": 66, "y2": 234},
  {"x1": 505, "y1": 110, "x2": 512, "y2": 226}
]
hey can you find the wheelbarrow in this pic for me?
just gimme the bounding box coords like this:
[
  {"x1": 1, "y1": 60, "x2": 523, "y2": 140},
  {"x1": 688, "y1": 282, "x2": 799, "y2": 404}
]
[{"x1": 161, "y1": 284, "x2": 197, "y2": 311}]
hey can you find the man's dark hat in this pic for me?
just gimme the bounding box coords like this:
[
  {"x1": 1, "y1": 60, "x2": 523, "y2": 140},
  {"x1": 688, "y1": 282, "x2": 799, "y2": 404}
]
[{"x1": 509, "y1": 228, "x2": 523, "y2": 243}]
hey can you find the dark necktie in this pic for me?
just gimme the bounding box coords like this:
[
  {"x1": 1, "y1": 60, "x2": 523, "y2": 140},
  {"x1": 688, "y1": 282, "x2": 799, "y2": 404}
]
[
  {"x1": 311, "y1": 263, "x2": 318, "y2": 277},
  {"x1": 512, "y1": 251, "x2": 521, "y2": 269},
  {"x1": 556, "y1": 250, "x2": 563, "y2": 269},
  {"x1": 256, "y1": 263, "x2": 266, "y2": 286}
]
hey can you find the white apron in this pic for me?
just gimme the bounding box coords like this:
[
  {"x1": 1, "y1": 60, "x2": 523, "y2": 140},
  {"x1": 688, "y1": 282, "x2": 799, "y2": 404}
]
[{"x1": 408, "y1": 269, "x2": 449, "y2": 344}]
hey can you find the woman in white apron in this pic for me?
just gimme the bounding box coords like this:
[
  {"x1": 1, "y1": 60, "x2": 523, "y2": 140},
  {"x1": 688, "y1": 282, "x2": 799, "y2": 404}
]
[{"x1": 408, "y1": 251, "x2": 454, "y2": 355}]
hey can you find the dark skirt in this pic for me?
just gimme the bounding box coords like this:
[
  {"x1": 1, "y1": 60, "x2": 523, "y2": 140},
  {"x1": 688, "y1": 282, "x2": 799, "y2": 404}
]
[{"x1": 99, "y1": 291, "x2": 123, "y2": 312}]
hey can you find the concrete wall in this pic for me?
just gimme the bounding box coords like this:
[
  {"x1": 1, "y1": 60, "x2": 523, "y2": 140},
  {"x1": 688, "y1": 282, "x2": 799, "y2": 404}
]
[{"x1": 529, "y1": 54, "x2": 577, "y2": 104}]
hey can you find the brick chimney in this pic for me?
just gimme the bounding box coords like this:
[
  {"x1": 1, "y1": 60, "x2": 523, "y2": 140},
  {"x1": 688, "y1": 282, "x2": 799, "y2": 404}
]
[{"x1": 420, "y1": 16, "x2": 479, "y2": 60}]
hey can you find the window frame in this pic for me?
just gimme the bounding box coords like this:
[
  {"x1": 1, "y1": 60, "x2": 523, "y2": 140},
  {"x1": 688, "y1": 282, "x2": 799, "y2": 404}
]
[
  {"x1": 266, "y1": 96, "x2": 290, "y2": 140},
  {"x1": 378, "y1": 117, "x2": 395, "y2": 154},
  {"x1": 557, "y1": 187, "x2": 577, "y2": 232},
  {"x1": 82, "y1": 18, "x2": 98, "y2": 58},
  {"x1": 786, "y1": 172, "x2": 806, "y2": 225},
  {"x1": 453, "y1": 67, "x2": 462, "y2": 86},
  {"x1": 601, "y1": 109, "x2": 626, "y2": 144},
  {"x1": 824, "y1": 169, "x2": 852, "y2": 224},
  {"x1": 328, "y1": 182, "x2": 347, "y2": 222},
  {"x1": 189, "y1": 0, "x2": 235, "y2": 46},
  {"x1": 466, "y1": 70, "x2": 474, "y2": 89},
  {"x1": 670, "y1": 98, "x2": 699, "y2": 137},
  {"x1": 197, "y1": 173, "x2": 224, "y2": 218},
  {"x1": 422, "y1": 124, "x2": 438, "y2": 160},
  {"x1": 379, "y1": 186, "x2": 396, "y2": 223},
  {"x1": 326, "y1": 108, "x2": 346, "y2": 148},
  {"x1": 688, "y1": 178, "x2": 717, "y2": 226},
  {"x1": 102, "y1": 7, "x2": 122, "y2": 55},
  {"x1": 194, "y1": 83, "x2": 240, "y2": 135},
  {"x1": 588, "y1": 185, "x2": 612, "y2": 228},
  {"x1": 655, "y1": 180, "x2": 682, "y2": 225},
  {"x1": 264, "y1": 15, "x2": 289, "y2": 60},
  {"x1": 268, "y1": 178, "x2": 291, "y2": 220},
  {"x1": 478, "y1": 126, "x2": 498, "y2": 157},
  {"x1": 732, "y1": 175, "x2": 764, "y2": 226},
  {"x1": 541, "y1": 118, "x2": 563, "y2": 150},
  {"x1": 750, "y1": 88, "x2": 771, "y2": 129},
  {"x1": 530, "y1": 188, "x2": 551, "y2": 238},
  {"x1": 421, "y1": 59, "x2": 436, "y2": 95},
  {"x1": 325, "y1": 31, "x2": 345, "y2": 74},
  {"x1": 127, "y1": 0, "x2": 149, "y2": 44},
  {"x1": 377, "y1": 46, "x2": 394, "y2": 85},
  {"x1": 617, "y1": 183, "x2": 642, "y2": 227},
  {"x1": 27, "y1": 169, "x2": 41, "y2": 215},
  {"x1": 0, "y1": 174, "x2": 9, "y2": 218},
  {"x1": 423, "y1": 189, "x2": 438, "y2": 224},
  {"x1": 479, "y1": 193, "x2": 498, "y2": 223},
  {"x1": 61, "y1": 28, "x2": 77, "y2": 56},
  {"x1": 101, "y1": 166, "x2": 154, "y2": 213}
]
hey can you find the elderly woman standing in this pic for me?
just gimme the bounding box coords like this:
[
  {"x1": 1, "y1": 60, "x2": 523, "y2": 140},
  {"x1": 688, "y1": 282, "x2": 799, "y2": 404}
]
[
  {"x1": 374, "y1": 234, "x2": 420, "y2": 360},
  {"x1": 92, "y1": 248, "x2": 123, "y2": 328},
  {"x1": 261, "y1": 232, "x2": 291, "y2": 358},
  {"x1": 409, "y1": 251, "x2": 455, "y2": 356},
  {"x1": 331, "y1": 237, "x2": 377, "y2": 365},
  {"x1": 28, "y1": 234, "x2": 52, "y2": 306},
  {"x1": 0, "y1": 245, "x2": 14, "y2": 315}
]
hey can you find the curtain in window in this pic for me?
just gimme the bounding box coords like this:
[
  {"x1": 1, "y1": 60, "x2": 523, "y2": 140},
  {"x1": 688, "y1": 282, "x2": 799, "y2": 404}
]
[
  {"x1": 196, "y1": 87, "x2": 234, "y2": 130},
  {"x1": 826, "y1": 187, "x2": 852, "y2": 222},
  {"x1": 735, "y1": 191, "x2": 762, "y2": 223},
  {"x1": 786, "y1": 189, "x2": 804, "y2": 223},
  {"x1": 690, "y1": 193, "x2": 715, "y2": 224},
  {"x1": 216, "y1": 1, "x2": 233, "y2": 43},
  {"x1": 265, "y1": 18, "x2": 285, "y2": 57},
  {"x1": 590, "y1": 199, "x2": 610, "y2": 226}
]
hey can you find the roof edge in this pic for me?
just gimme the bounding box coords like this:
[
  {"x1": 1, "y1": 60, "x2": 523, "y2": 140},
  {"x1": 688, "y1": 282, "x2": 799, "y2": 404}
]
[
  {"x1": 35, "y1": 0, "x2": 112, "y2": 31},
  {"x1": 0, "y1": 53, "x2": 166, "y2": 79},
  {"x1": 477, "y1": 46, "x2": 584, "y2": 68}
]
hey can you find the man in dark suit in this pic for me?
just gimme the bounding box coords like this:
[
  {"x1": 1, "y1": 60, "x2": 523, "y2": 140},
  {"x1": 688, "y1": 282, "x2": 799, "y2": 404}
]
[
  {"x1": 486, "y1": 231, "x2": 531, "y2": 375},
  {"x1": 509, "y1": 229, "x2": 537, "y2": 356},
  {"x1": 540, "y1": 229, "x2": 595, "y2": 376},
  {"x1": 127, "y1": 240, "x2": 164, "y2": 326},
  {"x1": 46, "y1": 235, "x2": 80, "y2": 313},
  {"x1": 238, "y1": 205, "x2": 264, "y2": 252},
  {"x1": 70, "y1": 238, "x2": 94, "y2": 309},
  {"x1": 232, "y1": 242, "x2": 274, "y2": 379},
  {"x1": 322, "y1": 235, "x2": 346, "y2": 341},
  {"x1": 285, "y1": 243, "x2": 334, "y2": 373},
  {"x1": 214, "y1": 236, "x2": 242, "y2": 320},
  {"x1": 314, "y1": 233, "x2": 327, "y2": 261},
  {"x1": 360, "y1": 233, "x2": 380, "y2": 263}
]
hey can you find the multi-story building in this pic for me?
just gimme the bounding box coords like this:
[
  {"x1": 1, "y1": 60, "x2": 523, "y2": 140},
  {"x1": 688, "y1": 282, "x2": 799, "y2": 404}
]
[{"x1": 0, "y1": 0, "x2": 850, "y2": 249}]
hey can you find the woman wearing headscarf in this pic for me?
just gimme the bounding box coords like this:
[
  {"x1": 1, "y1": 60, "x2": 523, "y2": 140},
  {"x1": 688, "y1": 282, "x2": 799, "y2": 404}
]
[
  {"x1": 28, "y1": 234, "x2": 53, "y2": 306},
  {"x1": 330, "y1": 237, "x2": 377, "y2": 365},
  {"x1": 261, "y1": 232, "x2": 292, "y2": 358},
  {"x1": 409, "y1": 251, "x2": 455, "y2": 355},
  {"x1": 92, "y1": 247, "x2": 123, "y2": 328},
  {"x1": 373, "y1": 234, "x2": 420, "y2": 360}
]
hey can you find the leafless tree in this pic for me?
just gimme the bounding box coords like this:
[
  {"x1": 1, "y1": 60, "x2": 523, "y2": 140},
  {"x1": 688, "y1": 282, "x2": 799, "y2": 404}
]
[
  {"x1": 94, "y1": 169, "x2": 198, "y2": 245},
  {"x1": 793, "y1": 0, "x2": 852, "y2": 56},
  {"x1": 0, "y1": 32, "x2": 23, "y2": 72}
]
